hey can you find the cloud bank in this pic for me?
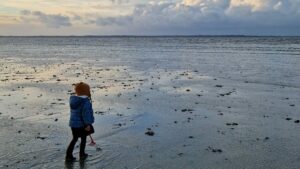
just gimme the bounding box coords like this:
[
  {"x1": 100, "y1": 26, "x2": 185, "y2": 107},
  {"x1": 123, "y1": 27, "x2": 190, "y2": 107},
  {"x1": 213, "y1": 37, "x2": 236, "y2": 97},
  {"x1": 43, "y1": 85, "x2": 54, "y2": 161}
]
[
  {"x1": 102, "y1": 0, "x2": 300, "y2": 35},
  {"x1": 7, "y1": 0, "x2": 300, "y2": 35}
]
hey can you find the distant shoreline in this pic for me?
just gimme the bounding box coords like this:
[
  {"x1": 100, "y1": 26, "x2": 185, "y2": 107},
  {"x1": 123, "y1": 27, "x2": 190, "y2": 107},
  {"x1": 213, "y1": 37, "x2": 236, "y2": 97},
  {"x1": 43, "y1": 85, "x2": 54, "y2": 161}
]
[{"x1": 0, "y1": 35, "x2": 300, "y2": 38}]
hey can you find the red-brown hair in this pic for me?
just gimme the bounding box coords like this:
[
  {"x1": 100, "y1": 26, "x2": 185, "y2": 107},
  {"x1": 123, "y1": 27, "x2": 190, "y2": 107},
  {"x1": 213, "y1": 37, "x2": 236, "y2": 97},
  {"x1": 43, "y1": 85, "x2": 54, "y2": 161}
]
[{"x1": 74, "y1": 82, "x2": 91, "y2": 98}]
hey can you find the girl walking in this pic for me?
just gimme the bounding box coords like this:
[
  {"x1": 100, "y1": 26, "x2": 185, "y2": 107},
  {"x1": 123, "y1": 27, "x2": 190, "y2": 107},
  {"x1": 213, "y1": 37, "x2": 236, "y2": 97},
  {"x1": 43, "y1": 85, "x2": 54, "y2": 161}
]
[{"x1": 66, "y1": 82, "x2": 94, "y2": 162}]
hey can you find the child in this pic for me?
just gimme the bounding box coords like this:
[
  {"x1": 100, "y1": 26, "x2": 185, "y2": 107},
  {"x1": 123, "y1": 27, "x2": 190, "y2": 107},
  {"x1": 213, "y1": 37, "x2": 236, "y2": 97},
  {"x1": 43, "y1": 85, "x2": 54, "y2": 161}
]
[{"x1": 66, "y1": 82, "x2": 94, "y2": 162}]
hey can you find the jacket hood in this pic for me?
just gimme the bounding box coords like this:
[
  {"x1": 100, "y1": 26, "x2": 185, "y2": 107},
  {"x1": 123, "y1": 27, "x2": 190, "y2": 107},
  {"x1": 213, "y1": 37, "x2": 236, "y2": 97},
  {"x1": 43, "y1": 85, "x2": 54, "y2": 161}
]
[{"x1": 70, "y1": 95, "x2": 86, "y2": 109}]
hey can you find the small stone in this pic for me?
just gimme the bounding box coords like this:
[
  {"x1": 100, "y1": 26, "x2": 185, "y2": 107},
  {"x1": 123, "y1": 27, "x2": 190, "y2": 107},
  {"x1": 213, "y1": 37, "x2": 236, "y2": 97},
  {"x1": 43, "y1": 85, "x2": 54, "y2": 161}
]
[{"x1": 294, "y1": 120, "x2": 300, "y2": 123}]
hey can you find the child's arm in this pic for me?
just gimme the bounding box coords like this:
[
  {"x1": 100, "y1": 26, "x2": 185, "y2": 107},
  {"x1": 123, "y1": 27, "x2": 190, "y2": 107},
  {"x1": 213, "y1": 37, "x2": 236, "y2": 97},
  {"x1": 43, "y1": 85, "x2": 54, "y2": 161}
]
[{"x1": 81, "y1": 100, "x2": 95, "y2": 127}]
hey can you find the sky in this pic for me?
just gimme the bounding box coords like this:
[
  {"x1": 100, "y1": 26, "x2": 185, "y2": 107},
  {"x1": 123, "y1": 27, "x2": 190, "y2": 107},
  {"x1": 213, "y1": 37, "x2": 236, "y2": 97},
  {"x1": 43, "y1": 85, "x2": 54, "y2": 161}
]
[{"x1": 0, "y1": 0, "x2": 300, "y2": 36}]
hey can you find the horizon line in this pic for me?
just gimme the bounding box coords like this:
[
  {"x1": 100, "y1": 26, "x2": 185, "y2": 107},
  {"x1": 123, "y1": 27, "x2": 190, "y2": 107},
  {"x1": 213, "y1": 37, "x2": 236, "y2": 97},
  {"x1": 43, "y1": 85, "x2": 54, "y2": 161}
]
[{"x1": 0, "y1": 34, "x2": 300, "y2": 37}]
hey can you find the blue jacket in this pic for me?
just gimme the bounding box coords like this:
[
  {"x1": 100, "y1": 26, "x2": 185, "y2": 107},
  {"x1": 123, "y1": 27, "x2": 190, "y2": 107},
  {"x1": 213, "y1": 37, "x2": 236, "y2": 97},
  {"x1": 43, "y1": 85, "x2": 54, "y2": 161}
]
[{"x1": 69, "y1": 95, "x2": 94, "y2": 128}]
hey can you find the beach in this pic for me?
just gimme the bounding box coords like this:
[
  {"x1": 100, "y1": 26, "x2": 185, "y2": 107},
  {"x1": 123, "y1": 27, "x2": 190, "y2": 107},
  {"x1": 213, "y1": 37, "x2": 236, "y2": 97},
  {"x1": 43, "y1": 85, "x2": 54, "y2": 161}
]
[{"x1": 0, "y1": 36, "x2": 300, "y2": 169}]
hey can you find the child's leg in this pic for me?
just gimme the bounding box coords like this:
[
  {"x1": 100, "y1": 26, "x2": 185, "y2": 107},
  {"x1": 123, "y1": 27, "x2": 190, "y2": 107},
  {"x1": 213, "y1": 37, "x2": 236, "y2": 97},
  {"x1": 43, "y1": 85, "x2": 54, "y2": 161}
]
[
  {"x1": 79, "y1": 135, "x2": 87, "y2": 156},
  {"x1": 66, "y1": 129, "x2": 79, "y2": 158}
]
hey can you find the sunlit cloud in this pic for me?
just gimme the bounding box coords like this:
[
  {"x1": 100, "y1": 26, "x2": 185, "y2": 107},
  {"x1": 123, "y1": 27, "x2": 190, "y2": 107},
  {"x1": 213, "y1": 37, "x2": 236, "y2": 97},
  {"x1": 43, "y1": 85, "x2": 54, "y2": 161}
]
[
  {"x1": 0, "y1": 15, "x2": 18, "y2": 24},
  {"x1": 230, "y1": 0, "x2": 265, "y2": 11},
  {"x1": 20, "y1": 10, "x2": 71, "y2": 28}
]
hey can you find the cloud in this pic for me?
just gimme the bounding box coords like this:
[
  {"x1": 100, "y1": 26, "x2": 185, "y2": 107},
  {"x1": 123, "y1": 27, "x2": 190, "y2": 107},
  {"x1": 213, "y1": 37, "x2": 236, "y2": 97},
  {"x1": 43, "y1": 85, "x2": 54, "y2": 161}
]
[
  {"x1": 20, "y1": 10, "x2": 71, "y2": 28},
  {"x1": 72, "y1": 15, "x2": 82, "y2": 21},
  {"x1": 11, "y1": 0, "x2": 300, "y2": 35},
  {"x1": 95, "y1": 16, "x2": 132, "y2": 26},
  {"x1": 183, "y1": 0, "x2": 230, "y2": 9},
  {"x1": 110, "y1": 0, "x2": 130, "y2": 4},
  {"x1": 89, "y1": 0, "x2": 300, "y2": 35},
  {"x1": 20, "y1": 10, "x2": 31, "y2": 15}
]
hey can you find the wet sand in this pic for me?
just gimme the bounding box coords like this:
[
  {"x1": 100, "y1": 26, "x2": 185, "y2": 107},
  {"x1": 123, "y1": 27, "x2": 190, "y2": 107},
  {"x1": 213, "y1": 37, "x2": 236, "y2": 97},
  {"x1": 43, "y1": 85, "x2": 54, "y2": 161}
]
[{"x1": 0, "y1": 57, "x2": 300, "y2": 169}]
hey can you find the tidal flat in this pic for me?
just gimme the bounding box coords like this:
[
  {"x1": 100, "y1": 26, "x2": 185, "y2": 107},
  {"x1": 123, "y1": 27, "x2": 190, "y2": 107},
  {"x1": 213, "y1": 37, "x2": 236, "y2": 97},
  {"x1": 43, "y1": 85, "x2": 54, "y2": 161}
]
[{"x1": 0, "y1": 36, "x2": 300, "y2": 169}]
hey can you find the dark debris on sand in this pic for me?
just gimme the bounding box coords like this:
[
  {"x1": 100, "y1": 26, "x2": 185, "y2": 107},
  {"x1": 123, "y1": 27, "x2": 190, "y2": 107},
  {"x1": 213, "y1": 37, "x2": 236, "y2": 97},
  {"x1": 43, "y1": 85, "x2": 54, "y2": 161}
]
[
  {"x1": 95, "y1": 111, "x2": 106, "y2": 115},
  {"x1": 226, "y1": 122, "x2": 238, "y2": 126},
  {"x1": 36, "y1": 136, "x2": 48, "y2": 140},
  {"x1": 181, "y1": 109, "x2": 194, "y2": 112},
  {"x1": 206, "y1": 146, "x2": 223, "y2": 153},
  {"x1": 145, "y1": 128, "x2": 155, "y2": 136},
  {"x1": 286, "y1": 117, "x2": 292, "y2": 121}
]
